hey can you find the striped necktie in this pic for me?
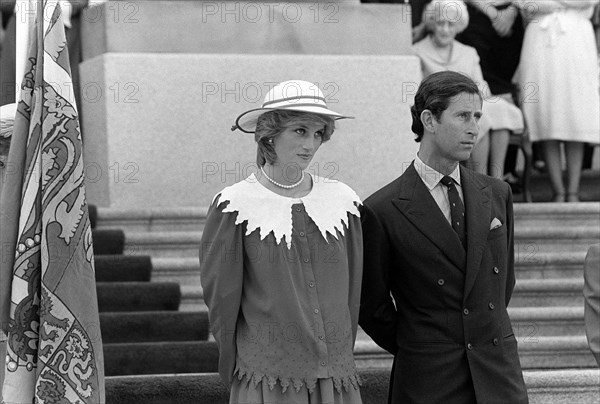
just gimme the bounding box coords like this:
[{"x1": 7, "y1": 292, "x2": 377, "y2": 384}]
[{"x1": 441, "y1": 175, "x2": 467, "y2": 249}]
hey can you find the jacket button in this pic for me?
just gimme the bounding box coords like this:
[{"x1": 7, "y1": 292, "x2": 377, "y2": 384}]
[
  {"x1": 493, "y1": 267, "x2": 499, "y2": 274},
  {"x1": 463, "y1": 308, "x2": 470, "y2": 316},
  {"x1": 438, "y1": 279, "x2": 445, "y2": 286},
  {"x1": 488, "y1": 302, "x2": 495, "y2": 310},
  {"x1": 493, "y1": 338, "x2": 499, "y2": 346},
  {"x1": 299, "y1": 231, "x2": 305, "y2": 237},
  {"x1": 467, "y1": 343, "x2": 473, "y2": 350}
]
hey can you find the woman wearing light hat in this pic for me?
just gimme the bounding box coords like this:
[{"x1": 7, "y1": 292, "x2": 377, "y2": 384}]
[{"x1": 200, "y1": 80, "x2": 363, "y2": 403}]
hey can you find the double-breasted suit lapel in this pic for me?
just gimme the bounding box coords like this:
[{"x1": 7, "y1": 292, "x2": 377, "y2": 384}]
[
  {"x1": 391, "y1": 164, "x2": 466, "y2": 272},
  {"x1": 389, "y1": 163, "x2": 496, "y2": 299},
  {"x1": 461, "y1": 165, "x2": 491, "y2": 299}
]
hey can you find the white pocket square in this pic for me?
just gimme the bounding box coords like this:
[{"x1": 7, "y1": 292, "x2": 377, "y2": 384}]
[{"x1": 490, "y1": 218, "x2": 502, "y2": 230}]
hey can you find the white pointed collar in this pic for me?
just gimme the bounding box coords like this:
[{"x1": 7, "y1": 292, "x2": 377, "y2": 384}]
[{"x1": 213, "y1": 173, "x2": 361, "y2": 248}]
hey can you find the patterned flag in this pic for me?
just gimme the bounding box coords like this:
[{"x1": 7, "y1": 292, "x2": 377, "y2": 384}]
[{"x1": 0, "y1": 0, "x2": 105, "y2": 402}]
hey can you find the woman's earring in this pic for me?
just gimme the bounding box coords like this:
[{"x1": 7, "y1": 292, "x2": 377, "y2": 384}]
[{"x1": 268, "y1": 139, "x2": 273, "y2": 143}]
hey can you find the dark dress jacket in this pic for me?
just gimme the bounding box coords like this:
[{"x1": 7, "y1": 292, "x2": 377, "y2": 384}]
[{"x1": 359, "y1": 163, "x2": 528, "y2": 404}]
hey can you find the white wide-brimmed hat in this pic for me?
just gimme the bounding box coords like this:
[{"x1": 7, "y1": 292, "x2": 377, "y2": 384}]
[{"x1": 231, "y1": 80, "x2": 353, "y2": 133}]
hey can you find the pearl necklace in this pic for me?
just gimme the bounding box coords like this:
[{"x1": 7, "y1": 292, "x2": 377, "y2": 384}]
[{"x1": 260, "y1": 166, "x2": 305, "y2": 189}]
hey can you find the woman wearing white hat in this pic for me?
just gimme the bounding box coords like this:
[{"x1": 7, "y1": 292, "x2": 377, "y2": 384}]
[{"x1": 200, "y1": 80, "x2": 363, "y2": 403}]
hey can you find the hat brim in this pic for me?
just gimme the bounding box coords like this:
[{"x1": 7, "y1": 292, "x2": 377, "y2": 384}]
[{"x1": 232, "y1": 105, "x2": 354, "y2": 134}]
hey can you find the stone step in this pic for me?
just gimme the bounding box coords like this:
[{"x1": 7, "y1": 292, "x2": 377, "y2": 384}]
[
  {"x1": 119, "y1": 227, "x2": 599, "y2": 258},
  {"x1": 150, "y1": 251, "x2": 588, "y2": 288},
  {"x1": 180, "y1": 284, "x2": 204, "y2": 312},
  {"x1": 515, "y1": 251, "x2": 586, "y2": 279},
  {"x1": 95, "y1": 206, "x2": 207, "y2": 233},
  {"x1": 103, "y1": 341, "x2": 219, "y2": 376},
  {"x1": 94, "y1": 202, "x2": 600, "y2": 235},
  {"x1": 509, "y1": 307, "x2": 585, "y2": 337},
  {"x1": 513, "y1": 202, "x2": 600, "y2": 227},
  {"x1": 100, "y1": 311, "x2": 209, "y2": 344},
  {"x1": 115, "y1": 368, "x2": 600, "y2": 404},
  {"x1": 169, "y1": 278, "x2": 590, "y2": 314},
  {"x1": 353, "y1": 336, "x2": 597, "y2": 369},
  {"x1": 514, "y1": 226, "x2": 599, "y2": 253},
  {"x1": 97, "y1": 282, "x2": 181, "y2": 312},
  {"x1": 92, "y1": 229, "x2": 125, "y2": 255},
  {"x1": 95, "y1": 254, "x2": 152, "y2": 282},
  {"x1": 104, "y1": 369, "x2": 600, "y2": 404},
  {"x1": 511, "y1": 279, "x2": 584, "y2": 307},
  {"x1": 124, "y1": 231, "x2": 202, "y2": 258},
  {"x1": 151, "y1": 257, "x2": 199, "y2": 284},
  {"x1": 517, "y1": 336, "x2": 598, "y2": 369}
]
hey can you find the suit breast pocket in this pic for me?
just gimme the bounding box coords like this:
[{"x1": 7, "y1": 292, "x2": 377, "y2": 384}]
[{"x1": 487, "y1": 225, "x2": 507, "y2": 241}]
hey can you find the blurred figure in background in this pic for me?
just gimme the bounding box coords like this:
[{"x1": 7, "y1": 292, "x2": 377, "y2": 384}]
[
  {"x1": 458, "y1": 1, "x2": 524, "y2": 97},
  {"x1": 513, "y1": 0, "x2": 600, "y2": 202},
  {"x1": 457, "y1": 0, "x2": 525, "y2": 184},
  {"x1": 413, "y1": 0, "x2": 524, "y2": 178}
]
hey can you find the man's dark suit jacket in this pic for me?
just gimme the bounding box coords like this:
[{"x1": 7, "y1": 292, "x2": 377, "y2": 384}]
[{"x1": 359, "y1": 163, "x2": 528, "y2": 403}]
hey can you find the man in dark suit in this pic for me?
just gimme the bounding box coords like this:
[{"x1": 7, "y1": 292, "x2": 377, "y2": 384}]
[{"x1": 359, "y1": 71, "x2": 528, "y2": 403}]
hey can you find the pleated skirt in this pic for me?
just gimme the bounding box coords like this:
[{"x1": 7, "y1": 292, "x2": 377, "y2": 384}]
[{"x1": 229, "y1": 377, "x2": 363, "y2": 404}]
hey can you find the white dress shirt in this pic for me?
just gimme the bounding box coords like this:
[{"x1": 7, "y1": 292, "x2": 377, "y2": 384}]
[{"x1": 413, "y1": 154, "x2": 464, "y2": 226}]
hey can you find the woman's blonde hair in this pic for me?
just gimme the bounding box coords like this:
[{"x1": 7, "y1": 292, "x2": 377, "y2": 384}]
[{"x1": 422, "y1": 0, "x2": 469, "y2": 34}]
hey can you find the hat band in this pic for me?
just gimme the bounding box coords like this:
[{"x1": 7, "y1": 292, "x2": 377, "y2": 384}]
[
  {"x1": 263, "y1": 95, "x2": 327, "y2": 108},
  {"x1": 263, "y1": 103, "x2": 337, "y2": 113}
]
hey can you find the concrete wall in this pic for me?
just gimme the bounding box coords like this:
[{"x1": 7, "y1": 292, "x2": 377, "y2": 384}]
[
  {"x1": 79, "y1": 1, "x2": 421, "y2": 208},
  {"x1": 80, "y1": 53, "x2": 421, "y2": 208}
]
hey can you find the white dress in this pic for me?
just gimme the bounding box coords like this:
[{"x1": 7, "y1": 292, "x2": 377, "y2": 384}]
[{"x1": 514, "y1": 5, "x2": 600, "y2": 143}]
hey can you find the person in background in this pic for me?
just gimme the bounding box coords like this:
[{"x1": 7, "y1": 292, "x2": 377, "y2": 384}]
[
  {"x1": 457, "y1": 0, "x2": 525, "y2": 184},
  {"x1": 359, "y1": 71, "x2": 528, "y2": 403},
  {"x1": 412, "y1": 0, "x2": 524, "y2": 178},
  {"x1": 584, "y1": 244, "x2": 600, "y2": 366},
  {"x1": 458, "y1": 1, "x2": 524, "y2": 97},
  {"x1": 513, "y1": 0, "x2": 600, "y2": 202},
  {"x1": 200, "y1": 80, "x2": 363, "y2": 404}
]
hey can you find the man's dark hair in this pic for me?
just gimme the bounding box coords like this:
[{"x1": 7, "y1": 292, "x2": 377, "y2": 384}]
[{"x1": 410, "y1": 71, "x2": 481, "y2": 142}]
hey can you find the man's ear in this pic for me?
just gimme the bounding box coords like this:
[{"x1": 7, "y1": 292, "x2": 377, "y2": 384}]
[{"x1": 420, "y1": 109, "x2": 436, "y2": 133}]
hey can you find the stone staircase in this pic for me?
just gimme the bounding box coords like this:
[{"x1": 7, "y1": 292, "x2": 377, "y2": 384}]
[
  {"x1": 90, "y1": 212, "x2": 219, "y2": 377},
  {"x1": 93, "y1": 200, "x2": 600, "y2": 402}
]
